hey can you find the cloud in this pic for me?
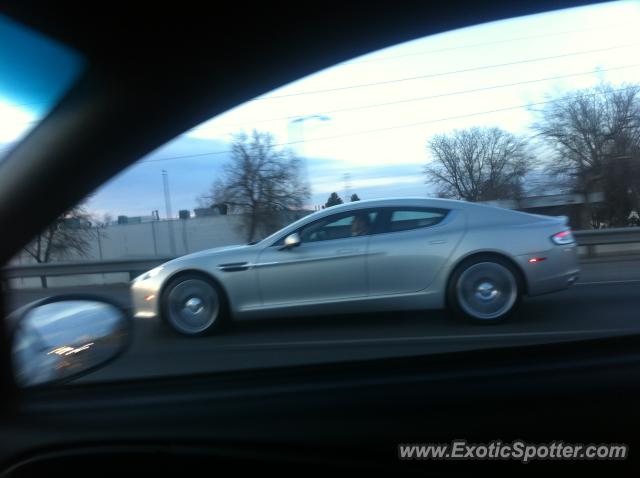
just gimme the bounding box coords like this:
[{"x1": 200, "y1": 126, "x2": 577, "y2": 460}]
[
  {"x1": 307, "y1": 157, "x2": 429, "y2": 205},
  {"x1": 313, "y1": 175, "x2": 423, "y2": 194},
  {"x1": 87, "y1": 135, "x2": 232, "y2": 218}
]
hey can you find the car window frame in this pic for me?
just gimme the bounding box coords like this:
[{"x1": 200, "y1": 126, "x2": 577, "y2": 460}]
[
  {"x1": 370, "y1": 207, "x2": 452, "y2": 236},
  {"x1": 269, "y1": 208, "x2": 381, "y2": 247}
]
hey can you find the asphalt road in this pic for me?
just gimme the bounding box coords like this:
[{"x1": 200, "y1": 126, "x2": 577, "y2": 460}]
[{"x1": 6, "y1": 256, "x2": 640, "y2": 383}]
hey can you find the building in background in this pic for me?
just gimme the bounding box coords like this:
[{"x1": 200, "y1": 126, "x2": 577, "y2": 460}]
[{"x1": 481, "y1": 192, "x2": 606, "y2": 228}]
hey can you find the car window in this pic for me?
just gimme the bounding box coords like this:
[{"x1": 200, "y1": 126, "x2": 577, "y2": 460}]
[
  {"x1": 5, "y1": 1, "x2": 640, "y2": 387},
  {"x1": 299, "y1": 211, "x2": 378, "y2": 243},
  {"x1": 387, "y1": 209, "x2": 448, "y2": 232}
]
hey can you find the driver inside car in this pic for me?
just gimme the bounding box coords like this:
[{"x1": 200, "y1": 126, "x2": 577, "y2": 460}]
[{"x1": 351, "y1": 214, "x2": 371, "y2": 237}]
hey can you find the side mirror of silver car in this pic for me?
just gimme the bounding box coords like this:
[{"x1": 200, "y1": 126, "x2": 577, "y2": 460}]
[
  {"x1": 279, "y1": 232, "x2": 301, "y2": 250},
  {"x1": 9, "y1": 296, "x2": 131, "y2": 387}
]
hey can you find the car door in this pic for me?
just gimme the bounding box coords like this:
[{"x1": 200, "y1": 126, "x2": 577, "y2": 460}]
[
  {"x1": 256, "y1": 210, "x2": 377, "y2": 307},
  {"x1": 367, "y1": 207, "x2": 466, "y2": 296}
]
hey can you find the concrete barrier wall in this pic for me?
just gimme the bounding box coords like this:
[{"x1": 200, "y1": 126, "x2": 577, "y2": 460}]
[
  {"x1": 8, "y1": 212, "x2": 312, "y2": 288},
  {"x1": 94, "y1": 216, "x2": 248, "y2": 259},
  {"x1": 9, "y1": 216, "x2": 249, "y2": 288}
]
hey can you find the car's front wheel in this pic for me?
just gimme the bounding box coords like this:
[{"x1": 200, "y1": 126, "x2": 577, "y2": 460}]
[
  {"x1": 161, "y1": 273, "x2": 227, "y2": 336},
  {"x1": 447, "y1": 257, "x2": 522, "y2": 324}
]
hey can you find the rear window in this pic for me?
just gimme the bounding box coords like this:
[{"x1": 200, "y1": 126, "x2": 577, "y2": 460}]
[{"x1": 388, "y1": 209, "x2": 448, "y2": 232}]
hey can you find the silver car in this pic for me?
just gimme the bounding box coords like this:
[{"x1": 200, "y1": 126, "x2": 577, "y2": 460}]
[{"x1": 131, "y1": 198, "x2": 580, "y2": 336}]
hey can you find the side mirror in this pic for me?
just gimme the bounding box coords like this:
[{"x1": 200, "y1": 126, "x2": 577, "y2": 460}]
[
  {"x1": 279, "y1": 232, "x2": 301, "y2": 250},
  {"x1": 10, "y1": 296, "x2": 131, "y2": 387}
]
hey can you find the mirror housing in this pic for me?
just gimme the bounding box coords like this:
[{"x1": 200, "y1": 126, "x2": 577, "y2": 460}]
[
  {"x1": 9, "y1": 296, "x2": 131, "y2": 387},
  {"x1": 279, "y1": 232, "x2": 301, "y2": 250}
]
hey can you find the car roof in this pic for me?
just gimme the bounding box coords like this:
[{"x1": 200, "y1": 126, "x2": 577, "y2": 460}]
[
  {"x1": 320, "y1": 197, "x2": 465, "y2": 212},
  {"x1": 318, "y1": 196, "x2": 525, "y2": 214}
]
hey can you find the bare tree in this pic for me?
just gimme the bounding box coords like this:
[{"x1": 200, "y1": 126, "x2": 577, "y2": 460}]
[
  {"x1": 425, "y1": 127, "x2": 533, "y2": 202},
  {"x1": 200, "y1": 130, "x2": 310, "y2": 242},
  {"x1": 23, "y1": 206, "x2": 96, "y2": 287},
  {"x1": 532, "y1": 83, "x2": 640, "y2": 227},
  {"x1": 94, "y1": 213, "x2": 113, "y2": 228}
]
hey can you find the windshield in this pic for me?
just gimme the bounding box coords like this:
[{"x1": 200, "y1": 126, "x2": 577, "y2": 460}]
[{"x1": 4, "y1": 1, "x2": 640, "y2": 385}]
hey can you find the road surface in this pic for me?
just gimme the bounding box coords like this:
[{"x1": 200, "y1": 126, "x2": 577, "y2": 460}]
[{"x1": 6, "y1": 256, "x2": 640, "y2": 383}]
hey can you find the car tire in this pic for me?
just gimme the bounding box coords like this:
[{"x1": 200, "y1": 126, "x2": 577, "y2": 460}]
[
  {"x1": 161, "y1": 273, "x2": 228, "y2": 336},
  {"x1": 447, "y1": 256, "x2": 522, "y2": 324}
]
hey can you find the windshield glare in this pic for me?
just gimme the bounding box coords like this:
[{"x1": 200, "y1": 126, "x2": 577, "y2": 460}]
[
  {"x1": 0, "y1": 14, "x2": 84, "y2": 163},
  {"x1": 4, "y1": 1, "x2": 640, "y2": 386}
]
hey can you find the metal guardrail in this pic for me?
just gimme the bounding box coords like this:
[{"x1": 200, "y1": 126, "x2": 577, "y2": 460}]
[
  {"x1": 573, "y1": 227, "x2": 640, "y2": 257},
  {"x1": 2, "y1": 257, "x2": 173, "y2": 286},
  {"x1": 3, "y1": 227, "x2": 640, "y2": 288},
  {"x1": 573, "y1": 227, "x2": 640, "y2": 245}
]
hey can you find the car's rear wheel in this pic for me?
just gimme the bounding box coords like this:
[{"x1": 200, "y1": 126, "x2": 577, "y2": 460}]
[
  {"x1": 448, "y1": 257, "x2": 521, "y2": 324},
  {"x1": 161, "y1": 273, "x2": 227, "y2": 336}
]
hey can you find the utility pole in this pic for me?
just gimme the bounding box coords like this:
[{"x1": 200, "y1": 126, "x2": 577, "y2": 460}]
[
  {"x1": 96, "y1": 226, "x2": 103, "y2": 260},
  {"x1": 162, "y1": 170, "x2": 177, "y2": 255}
]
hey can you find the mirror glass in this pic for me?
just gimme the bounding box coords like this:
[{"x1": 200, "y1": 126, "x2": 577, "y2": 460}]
[
  {"x1": 11, "y1": 300, "x2": 129, "y2": 387},
  {"x1": 284, "y1": 233, "x2": 301, "y2": 248}
]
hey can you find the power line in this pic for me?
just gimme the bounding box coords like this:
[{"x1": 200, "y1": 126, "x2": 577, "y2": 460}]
[
  {"x1": 341, "y1": 23, "x2": 631, "y2": 65},
  {"x1": 194, "y1": 63, "x2": 640, "y2": 131},
  {"x1": 142, "y1": 85, "x2": 639, "y2": 164},
  {"x1": 3, "y1": 65, "x2": 635, "y2": 160},
  {"x1": 251, "y1": 86, "x2": 640, "y2": 144},
  {"x1": 0, "y1": 24, "x2": 633, "y2": 113},
  {"x1": 3, "y1": 39, "x2": 637, "y2": 120},
  {"x1": 250, "y1": 41, "x2": 640, "y2": 100},
  {"x1": 1, "y1": 23, "x2": 629, "y2": 111}
]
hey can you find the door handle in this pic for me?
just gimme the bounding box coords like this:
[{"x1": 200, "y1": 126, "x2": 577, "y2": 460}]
[
  {"x1": 336, "y1": 248, "x2": 357, "y2": 254},
  {"x1": 429, "y1": 240, "x2": 446, "y2": 244}
]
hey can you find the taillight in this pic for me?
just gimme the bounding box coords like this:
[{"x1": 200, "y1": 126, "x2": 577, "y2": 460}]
[{"x1": 551, "y1": 230, "x2": 575, "y2": 245}]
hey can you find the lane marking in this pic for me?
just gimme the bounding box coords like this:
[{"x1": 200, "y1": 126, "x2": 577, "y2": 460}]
[{"x1": 576, "y1": 279, "x2": 640, "y2": 286}]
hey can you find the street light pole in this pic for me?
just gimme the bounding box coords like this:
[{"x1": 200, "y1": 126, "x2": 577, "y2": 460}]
[
  {"x1": 288, "y1": 115, "x2": 331, "y2": 209},
  {"x1": 343, "y1": 173, "x2": 351, "y2": 202},
  {"x1": 162, "y1": 170, "x2": 177, "y2": 255},
  {"x1": 288, "y1": 114, "x2": 330, "y2": 157}
]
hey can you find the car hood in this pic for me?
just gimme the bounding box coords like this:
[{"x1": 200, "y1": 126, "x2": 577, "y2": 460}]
[{"x1": 167, "y1": 244, "x2": 252, "y2": 264}]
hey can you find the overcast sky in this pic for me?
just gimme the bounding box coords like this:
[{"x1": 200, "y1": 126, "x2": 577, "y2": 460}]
[{"x1": 2, "y1": 1, "x2": 640, "y2": 218}]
